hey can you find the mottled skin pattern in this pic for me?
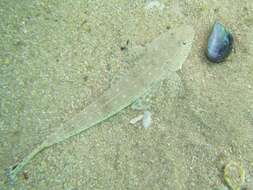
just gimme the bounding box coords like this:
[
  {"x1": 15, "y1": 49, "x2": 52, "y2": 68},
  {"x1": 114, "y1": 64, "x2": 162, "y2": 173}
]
[{"x1": 5, "y1": 25, "x2": 194, "y2": 185}]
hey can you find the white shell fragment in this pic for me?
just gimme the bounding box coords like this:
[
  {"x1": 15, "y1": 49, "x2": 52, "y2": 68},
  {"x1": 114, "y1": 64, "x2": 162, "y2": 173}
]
[
  {"x1": 145, "y1": 0, "x2": 165, "y2": 11},
  {"x1": 130, "y1": 114, "x2": 144, "y2": 125},
  {"x1": 130, "y1": 111, "x2": 152, "y2": 129},
  {"x1": 142, "y1": 111, "x2": 152, "y2": 128}
]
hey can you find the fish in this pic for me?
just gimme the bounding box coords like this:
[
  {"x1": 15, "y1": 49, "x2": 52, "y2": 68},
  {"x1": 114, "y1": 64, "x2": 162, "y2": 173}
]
[{"x1": 6, "y1": 25, "x2": 195, "y2": 184}]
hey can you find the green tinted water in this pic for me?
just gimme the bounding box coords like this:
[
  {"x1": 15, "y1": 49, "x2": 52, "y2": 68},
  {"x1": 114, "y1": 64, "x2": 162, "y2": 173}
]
[{"x1": 1, "y1": 0, "x2": 253, "y2": 189}]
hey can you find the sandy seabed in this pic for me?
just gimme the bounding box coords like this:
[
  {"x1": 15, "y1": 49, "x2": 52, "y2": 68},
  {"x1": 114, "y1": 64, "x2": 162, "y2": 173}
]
[{"x1": 0, "y1": 0, "x2": 253, "y2": 189}]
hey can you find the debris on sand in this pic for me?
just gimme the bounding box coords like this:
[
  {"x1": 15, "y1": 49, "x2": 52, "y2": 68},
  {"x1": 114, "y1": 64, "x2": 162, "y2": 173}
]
[
  {"x1": 130, "y1": 114, "x2": 144, "y2": 125},
  {"x1": 224, "y1": 161, "x2": 245, "y2": 190},
  {"x1": 142, "y1": 111, "x2": 152, "y2": 129},
  {"x1": 130, "y1": 111, "x2": 152, "y2": 129},
  {"x1": 145, "y1": 0, "x2": 165, "y2": 11}
]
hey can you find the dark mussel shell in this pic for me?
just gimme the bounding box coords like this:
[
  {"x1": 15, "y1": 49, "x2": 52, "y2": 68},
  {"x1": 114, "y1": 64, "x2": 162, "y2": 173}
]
[{"x1": 206, "y1": 22, "x2": 233, "y2": 63}]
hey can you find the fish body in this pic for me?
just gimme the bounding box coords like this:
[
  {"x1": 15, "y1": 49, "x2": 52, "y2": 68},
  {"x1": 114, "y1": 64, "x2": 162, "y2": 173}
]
[{"x1": 6, "y1": 25, "x2": 195, "y2": 183}]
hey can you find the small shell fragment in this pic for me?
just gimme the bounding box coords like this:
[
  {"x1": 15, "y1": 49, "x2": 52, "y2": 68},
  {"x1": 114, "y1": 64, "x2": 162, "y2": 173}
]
[
  {"x1": 130, "y1": 115, "x2": 144, "y2": 125},
  {"x1": 142, "y1": 111, "x2": 152, "y2": 129},
  {"x1": 224, "y1": 161, "x2": 245, "y2": 190},
  {"x1": 145, "y1": 0, "x2": 165, "y2": 11}
]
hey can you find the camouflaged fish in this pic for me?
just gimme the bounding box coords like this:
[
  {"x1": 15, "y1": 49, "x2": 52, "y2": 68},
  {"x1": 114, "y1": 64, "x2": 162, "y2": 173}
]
[{"x1": 6, "y1": 25, "x2": 195, "y2": 183}]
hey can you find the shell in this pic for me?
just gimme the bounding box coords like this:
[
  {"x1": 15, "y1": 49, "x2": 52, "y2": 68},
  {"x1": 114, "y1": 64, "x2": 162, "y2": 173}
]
[
  {"x1": 142, "y1": 111, "x2": 152, "y2": 128},
  {"x1": 206, "y1": 22, "x2": 233, "y2": 63},
  {"x1": 223, "y1": 161, "x2": 245, "y2": 190}
]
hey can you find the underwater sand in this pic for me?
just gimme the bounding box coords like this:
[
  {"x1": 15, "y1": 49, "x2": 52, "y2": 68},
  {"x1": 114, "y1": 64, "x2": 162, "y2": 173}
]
[{"x1": 0, "y1": 0, "x2": 253, "y2": 189}]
